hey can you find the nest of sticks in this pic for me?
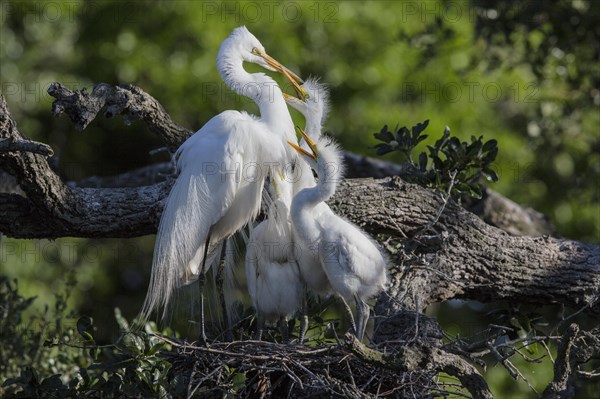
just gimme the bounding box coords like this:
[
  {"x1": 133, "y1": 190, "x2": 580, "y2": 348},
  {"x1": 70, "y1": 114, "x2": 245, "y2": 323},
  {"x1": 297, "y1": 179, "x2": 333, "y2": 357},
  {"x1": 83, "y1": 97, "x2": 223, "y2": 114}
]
[{"x1": 159, "y1": 333, "x2": 444, "y2": 398}]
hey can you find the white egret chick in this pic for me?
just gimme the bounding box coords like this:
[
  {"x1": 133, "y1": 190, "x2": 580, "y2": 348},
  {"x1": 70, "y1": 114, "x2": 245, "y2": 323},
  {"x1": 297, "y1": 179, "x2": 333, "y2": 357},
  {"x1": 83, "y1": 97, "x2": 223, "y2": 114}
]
[
  {"x1": 245, "y1": 177, "x2": 303, "y2": 342},
  {"x1": 141, "y1": 26, "x2": 305, "y2": 341},
  {"x1": 283, "y1": 77, "x2": 330, "y2": 149},
  {"x1": 283, "y1": 79, "x2": 333, "y2": 297},
  {"x1": 288, "y1": 130, "x2": 388, "y2": 341}
]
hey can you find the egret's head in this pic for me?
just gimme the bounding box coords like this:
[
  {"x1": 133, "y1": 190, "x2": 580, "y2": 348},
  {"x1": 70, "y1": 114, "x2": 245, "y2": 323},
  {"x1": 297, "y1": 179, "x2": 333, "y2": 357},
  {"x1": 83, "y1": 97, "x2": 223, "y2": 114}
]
[
  {"x1": 288, "y1": 126, "x2": 319, "y2": 167},
  {"x1": 288, "y1": 127, "x2": 345, "y2": 183},
  {"x1": 219, "y1": 26, "x2": 307, "y2": 99},
  {"x1": 283, "y1": 77, "x2": 330, "y2": 122}
]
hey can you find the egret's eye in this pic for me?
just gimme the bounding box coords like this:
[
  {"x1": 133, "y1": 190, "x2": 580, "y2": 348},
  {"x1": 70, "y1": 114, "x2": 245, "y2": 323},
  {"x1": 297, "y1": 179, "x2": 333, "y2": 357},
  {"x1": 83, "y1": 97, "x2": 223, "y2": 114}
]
[{"x1": 251, "y1": 47, "x2": 260, "y2": 55}]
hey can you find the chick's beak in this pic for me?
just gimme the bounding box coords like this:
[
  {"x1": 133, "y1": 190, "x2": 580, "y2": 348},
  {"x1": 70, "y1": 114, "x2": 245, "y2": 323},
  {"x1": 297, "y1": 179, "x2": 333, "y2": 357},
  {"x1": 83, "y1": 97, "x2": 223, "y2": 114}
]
[
  {"x1": 287, "y1": 140, "x2": 316, "y2": 160},
  {"x1": 295, "y1": 126, "x2": 318, "y2": 157},
  {"x1": 256, "y1": 49, "x2": 307, "y2": 100}
]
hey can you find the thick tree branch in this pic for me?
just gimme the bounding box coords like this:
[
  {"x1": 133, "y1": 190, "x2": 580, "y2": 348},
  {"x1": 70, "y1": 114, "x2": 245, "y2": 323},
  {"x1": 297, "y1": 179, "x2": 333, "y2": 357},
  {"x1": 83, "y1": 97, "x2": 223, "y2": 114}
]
[
  {"x1": 46, "y1": 82, "x2": 554, "y2": 236},
  {"x1": 2, "y1": 88, "x2": 597, "y2": 317},
  {"x1": 329, "y1": 178, "x2": 599, "y2": 317},
  {"x1": 0, "y1": 138, "x2": 54, "y2": 157},
  {"x1": 48, "y1": 83, "x2": 190, "y2": 151},
  {"x1": 0, "y1": 96, "x2": 72, "y2": 219}
]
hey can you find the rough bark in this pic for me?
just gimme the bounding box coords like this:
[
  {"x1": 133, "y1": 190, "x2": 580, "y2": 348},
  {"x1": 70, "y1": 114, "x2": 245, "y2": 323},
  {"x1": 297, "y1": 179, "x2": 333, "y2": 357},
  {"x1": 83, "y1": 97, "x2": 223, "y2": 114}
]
[{"x1": 48, "y1": 83, "x2": 189, "y2": 151}]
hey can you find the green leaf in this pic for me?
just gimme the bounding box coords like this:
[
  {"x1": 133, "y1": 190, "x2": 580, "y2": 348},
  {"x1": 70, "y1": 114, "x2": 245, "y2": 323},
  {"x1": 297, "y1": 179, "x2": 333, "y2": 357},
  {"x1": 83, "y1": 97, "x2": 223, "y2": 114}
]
[
  {"x1": 123, "y1": 333, "x2": 145, "y2": 354},
  {"x1": 373, "y1": 125, "x2": 393, "y2": 143},
  {"x1": 419, "y1": 152, "x2": 428, "y2": 171},
  {"x1": 411, "y1": 119, "x2": 429, "y2": 138},
  {"x1": 372, "y1": 143, "x2": 394, "y2": 156},
  {"x1": 468, "y1": 184, "x2": 483, "y2": 199},
  {"x1": 40, "y1": 374, "x2": 66, "y2": 390},
  {"x1": 482, "y1": 167, "x2": 498, "y2": 182},
  {"x1": 231, "y1": 372, "x2": 247, "y2": 393},
  {"x1": 77, "y1": 316, "x2": 95, "y2": 343},
  {"x1": 482, "y1": 139, "x2": 498, "y2": 153},
  {"x1": 114, "y1": 307, "x2": 129, "y2": 331}
]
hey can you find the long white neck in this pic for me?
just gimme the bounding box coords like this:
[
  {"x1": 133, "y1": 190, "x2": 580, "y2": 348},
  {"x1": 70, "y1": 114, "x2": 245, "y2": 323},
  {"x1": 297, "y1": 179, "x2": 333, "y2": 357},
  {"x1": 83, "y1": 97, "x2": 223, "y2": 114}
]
[
  {"x1": 291, "y1": 142, "x2": 344, "y2": 240},
  {"x1": 304, "y1": 110, "x2": 323, "y2": 141},
  {"x1": 217, "y1": 49, "x2": 294, "y2": 140}
]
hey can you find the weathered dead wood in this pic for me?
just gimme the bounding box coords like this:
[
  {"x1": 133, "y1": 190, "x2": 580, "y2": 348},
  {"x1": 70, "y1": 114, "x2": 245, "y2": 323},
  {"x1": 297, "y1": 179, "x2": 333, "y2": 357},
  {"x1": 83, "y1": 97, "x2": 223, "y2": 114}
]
[{"x1": 48, "y1": 83, "x2": 189, "y2": 151}]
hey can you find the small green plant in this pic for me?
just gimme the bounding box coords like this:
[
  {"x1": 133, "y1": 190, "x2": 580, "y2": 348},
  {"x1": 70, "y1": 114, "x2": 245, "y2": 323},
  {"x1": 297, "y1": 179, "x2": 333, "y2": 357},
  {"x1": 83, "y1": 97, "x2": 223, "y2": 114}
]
[{"x1": 373, "y1": 120, "x2": 499, "y2": 200}]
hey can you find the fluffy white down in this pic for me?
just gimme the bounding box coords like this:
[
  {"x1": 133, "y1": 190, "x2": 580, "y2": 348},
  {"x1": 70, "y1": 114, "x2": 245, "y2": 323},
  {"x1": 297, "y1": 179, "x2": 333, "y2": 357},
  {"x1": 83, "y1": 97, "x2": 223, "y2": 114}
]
[
  {"x1": 246, "y1": 199, "x2": 303, "y2": 321},
  {"x1": 316, "y1": 214, "x2": 387, "y2": 301},
  {"x1": 291, "y1": 136, "x2": 388, "y2": 304}
]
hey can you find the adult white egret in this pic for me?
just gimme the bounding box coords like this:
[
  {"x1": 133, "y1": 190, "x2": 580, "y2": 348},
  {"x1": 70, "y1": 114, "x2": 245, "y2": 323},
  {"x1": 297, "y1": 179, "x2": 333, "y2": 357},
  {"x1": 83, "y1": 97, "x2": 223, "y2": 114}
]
[
  {"x1": 288, "y1": 130, "x2": 388, "y2": 341},
  {"x1": 141, "y1": 26, "x2": 305, "y2": 342}
]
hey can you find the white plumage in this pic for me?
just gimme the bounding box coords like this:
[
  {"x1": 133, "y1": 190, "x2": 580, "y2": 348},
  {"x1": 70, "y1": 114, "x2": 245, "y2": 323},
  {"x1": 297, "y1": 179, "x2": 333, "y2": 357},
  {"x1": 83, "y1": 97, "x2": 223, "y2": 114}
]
[
  {"x1": 244, "y1": 79, "x2": 331, "y2": 341},
  {"x1": 245, "y1": 177, "x2": 303, "y2": 339},
  {"x1": 289, "y1": 132, "x2": 388, "y2": 341},
  {"x1": 141, "y1": 26, "x2": 304, "y2": 334},
  {"x1": 283, "y1": 79, "x2": 334, "y2": 296}
]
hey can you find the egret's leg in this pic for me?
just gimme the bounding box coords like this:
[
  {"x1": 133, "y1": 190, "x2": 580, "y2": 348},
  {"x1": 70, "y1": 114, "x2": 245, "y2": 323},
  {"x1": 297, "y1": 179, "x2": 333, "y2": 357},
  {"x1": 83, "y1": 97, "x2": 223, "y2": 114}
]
[
  {"x1": 298, "y1": 290, "x2": 308, "y2": 344},
  {"x1": 355, "y1": 296, "x2": 370, "y2": 342},
  {"x1": 216, "y1": 244, "x2": 233, "y2": 341},
  {"x1": 278, "y1": 316, "x2": 290, "y2": 344},
  {"x1": 339, "y1": 295, "x2": 357, "y2": 336},
  {"x1": 254, "y1": 313, "x2": 264, "y2": 341},
  {"x1": 197, "y1": 271, "x2": 208, "y2": 345},
  {"x1": 197, "y1": 232, "x2": 212, "y2": 345}
]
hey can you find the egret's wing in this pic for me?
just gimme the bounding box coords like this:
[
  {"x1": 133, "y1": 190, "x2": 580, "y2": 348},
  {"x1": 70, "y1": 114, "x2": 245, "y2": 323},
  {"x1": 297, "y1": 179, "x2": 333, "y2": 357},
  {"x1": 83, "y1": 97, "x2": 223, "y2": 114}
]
[
  {"x1": 319, "y1": 216, "x2": 387, "y2": 299},
  {"x1": 141, "y1": 112, "x2": 255, "y2": 322}
]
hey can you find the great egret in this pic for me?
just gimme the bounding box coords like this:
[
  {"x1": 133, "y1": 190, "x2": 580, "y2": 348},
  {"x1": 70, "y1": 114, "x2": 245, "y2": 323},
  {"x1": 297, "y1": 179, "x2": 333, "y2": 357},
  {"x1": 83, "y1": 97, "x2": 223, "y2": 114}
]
[
  {"x1": 283, "y1": 79, "x2": 333, "y2": 296},
  {"x1": 288, "y1": 130, "x2": 388, "y2": 341},
  {"x1": 283, "y1": 78, "x2": 330, "y2": 149},
  {"x1": 141, "y1": 26, "x2": 305, "y2": 342},
  {"x1": 244, "y1": 79, "x2": 331, "y2": 342},
  {"x1": 245, "y1": 175, "x2": 303, "y2": 342}
]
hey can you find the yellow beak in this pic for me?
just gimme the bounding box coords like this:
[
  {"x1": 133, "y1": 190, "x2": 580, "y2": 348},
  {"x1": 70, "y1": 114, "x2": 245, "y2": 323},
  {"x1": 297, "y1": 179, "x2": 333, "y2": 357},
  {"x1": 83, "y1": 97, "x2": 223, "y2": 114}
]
[
  {"x1": 287, "y1": 140, "x2": 316, "y2": 160},
  {"x1": 256, "y1": 49, "x2": 307, "y2": 100},
  {"x1": 295, "y1": 126, "x2": 318, "y2": 157}
]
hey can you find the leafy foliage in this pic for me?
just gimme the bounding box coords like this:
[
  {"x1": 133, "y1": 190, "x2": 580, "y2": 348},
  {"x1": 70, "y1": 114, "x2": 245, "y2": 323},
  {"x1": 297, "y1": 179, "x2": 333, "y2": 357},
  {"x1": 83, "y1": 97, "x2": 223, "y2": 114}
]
[
  {"x1": 373, "y1": 121, "x2": 499, "y2": 200},
  {"x1": 0, "y1": 278, "x2": 180, "y2": 398},
  {"x1": 0, "y1": 278, "x2": 349, "y2": 398}
]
